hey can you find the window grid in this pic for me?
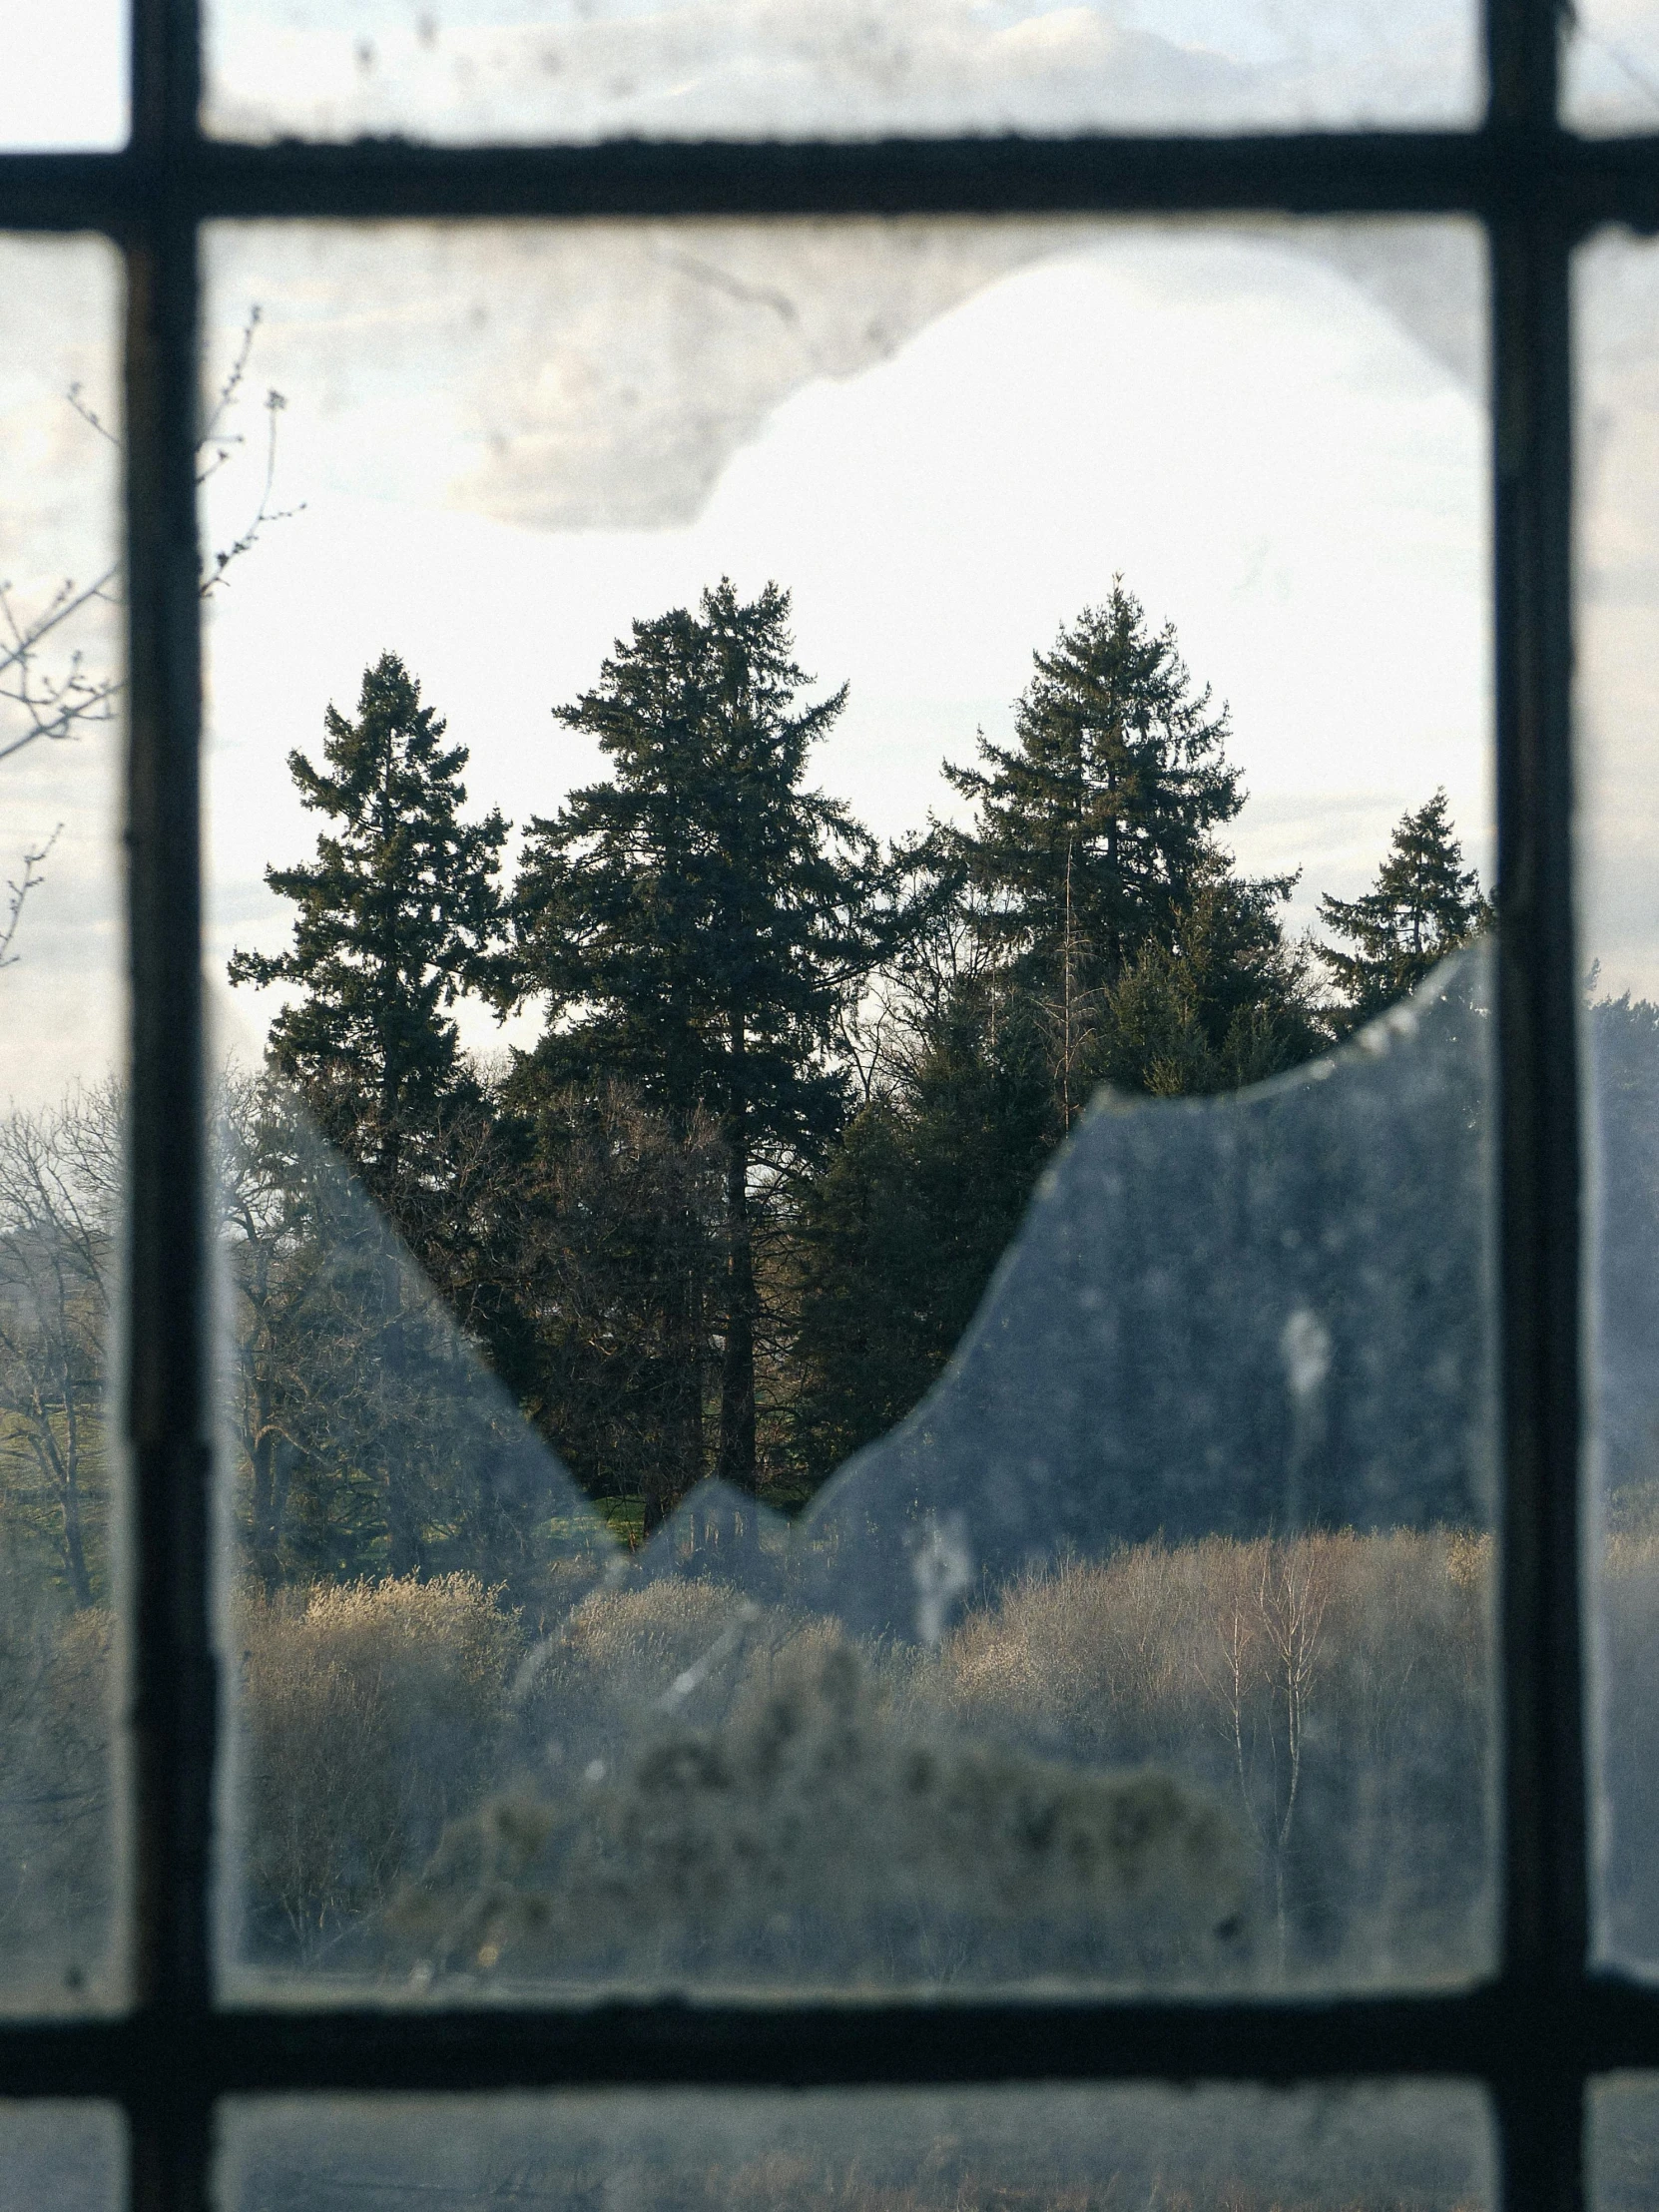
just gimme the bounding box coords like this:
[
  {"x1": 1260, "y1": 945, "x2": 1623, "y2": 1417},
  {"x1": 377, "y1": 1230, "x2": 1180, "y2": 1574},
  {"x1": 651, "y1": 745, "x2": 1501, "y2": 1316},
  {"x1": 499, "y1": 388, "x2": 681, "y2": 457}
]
[{"x1": 0, "y1": 1, "x2": 1644, "y2": 2208}]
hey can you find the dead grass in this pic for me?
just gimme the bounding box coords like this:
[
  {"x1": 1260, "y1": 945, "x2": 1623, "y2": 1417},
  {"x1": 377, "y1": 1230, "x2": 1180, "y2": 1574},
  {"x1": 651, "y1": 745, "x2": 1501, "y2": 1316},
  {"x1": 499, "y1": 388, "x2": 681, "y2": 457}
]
[{"x1": 235, "y1": 1572, "x2": 522, "y2": 1958}]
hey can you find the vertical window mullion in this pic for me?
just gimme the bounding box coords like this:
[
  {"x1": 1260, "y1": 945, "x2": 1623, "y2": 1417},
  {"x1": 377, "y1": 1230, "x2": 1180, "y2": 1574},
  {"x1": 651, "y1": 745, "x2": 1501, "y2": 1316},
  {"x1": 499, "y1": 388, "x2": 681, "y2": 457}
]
[
  {"x1": 1488, "y1": 0, "x2": 1589, "y2": 2205},
  {"x1": 124, "y1": 0, "x2": 215, "y2": 2206}
]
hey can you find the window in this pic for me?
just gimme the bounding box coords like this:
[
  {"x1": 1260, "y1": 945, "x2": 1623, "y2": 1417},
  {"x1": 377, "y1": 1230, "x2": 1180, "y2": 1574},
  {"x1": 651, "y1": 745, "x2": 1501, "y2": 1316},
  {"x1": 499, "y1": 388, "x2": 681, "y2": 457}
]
[{"x1": 0, "y1": 0, "x2": 1640, "y2": 2205}]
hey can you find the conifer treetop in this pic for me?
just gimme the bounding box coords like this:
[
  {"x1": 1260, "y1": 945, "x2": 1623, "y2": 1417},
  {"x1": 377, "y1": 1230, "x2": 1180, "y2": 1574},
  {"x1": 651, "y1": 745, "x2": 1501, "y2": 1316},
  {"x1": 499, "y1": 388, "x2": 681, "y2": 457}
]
[
  {"x1": 1317, "y1": 788, "x2": 1490, "y2": 1033},
  {"x1": 511, "y1": 577, "x2": 904, "y2": 1161},
  {"x1": 943, "y1": 577, "x2": 1254, "y2": 993},
  {"x1": 228, "y1": 650, "x2": 510, "y2": 1142}
]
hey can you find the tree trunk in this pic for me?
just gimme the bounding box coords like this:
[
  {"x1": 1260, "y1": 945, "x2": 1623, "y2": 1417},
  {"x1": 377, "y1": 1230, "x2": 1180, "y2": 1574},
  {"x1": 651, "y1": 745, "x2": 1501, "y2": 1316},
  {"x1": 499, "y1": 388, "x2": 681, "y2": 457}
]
[
  {"x1": 250, "y1": 1387, "x2": 283, "y2": 1598},
  {"x1": 715, "y1": 1006, "x2": 758, "y2": 1512},
  {"x1": 375, "y1": 1226, "x2": 423, "y2": 1580},
  {"x1": 644, "y1": 1236, "x2": 707, "y2": 1538},
  {"x1": 714, "y1": 1126, "x2": 758, "y2": 1498}
]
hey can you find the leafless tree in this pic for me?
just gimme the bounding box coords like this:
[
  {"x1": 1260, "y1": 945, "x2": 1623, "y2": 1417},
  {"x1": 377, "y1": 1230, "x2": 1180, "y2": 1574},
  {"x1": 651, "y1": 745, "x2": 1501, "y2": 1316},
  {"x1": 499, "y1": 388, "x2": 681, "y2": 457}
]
[
  {"x1": 0, "y1": 1084, "x2": 122, "y2": 1608},
  {"x1": 1203, "y1": 1535, "x2": 1331, "y2": 1972},
  {"x1": 2, "y1": 308, "x2": 298, "y2": 954}
]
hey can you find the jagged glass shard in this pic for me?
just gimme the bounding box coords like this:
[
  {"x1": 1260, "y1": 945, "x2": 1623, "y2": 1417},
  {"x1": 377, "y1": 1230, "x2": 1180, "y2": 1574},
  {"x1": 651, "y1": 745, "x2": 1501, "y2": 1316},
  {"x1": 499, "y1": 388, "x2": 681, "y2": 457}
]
[
  {"x1": 804, "y1": 946, "x2": 1495, "y2": 1641},
  {"x1": 220, "y1": 946, "x2": 1497, "y2": 1998},
  {"x1": 218, "y1": 2082, "x2": 1495, "y2": 2212}
]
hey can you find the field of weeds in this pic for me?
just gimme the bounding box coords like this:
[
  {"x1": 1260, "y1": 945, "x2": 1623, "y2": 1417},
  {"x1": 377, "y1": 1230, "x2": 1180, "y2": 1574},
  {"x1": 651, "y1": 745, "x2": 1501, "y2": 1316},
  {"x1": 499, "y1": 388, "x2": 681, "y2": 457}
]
[
  {"x1": 12, "y1": 1521, "x2": 1659, "y2": 1993},
  {"x1": 222, "y1": 1526, "x2": 1494, "y2": 1985}
]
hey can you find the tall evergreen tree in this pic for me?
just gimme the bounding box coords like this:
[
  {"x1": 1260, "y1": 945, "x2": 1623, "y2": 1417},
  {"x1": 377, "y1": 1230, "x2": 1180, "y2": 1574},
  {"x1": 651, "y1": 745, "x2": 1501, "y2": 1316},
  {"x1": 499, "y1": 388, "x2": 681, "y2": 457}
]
[
  {"x1": 945, "y1": 579, "x2": 1241, "y2": 981},
  {"x1": 510, "y1": 579, "x2": 906, "y2": 1503},
  {"x1": 229, "y1": 654, "x2": 516, "y2": 1578},
  {"x1": 942, "y1": 579, "x2": 1308, "y2": 1127},
  {"x1": 791, "y1": 587, "x2": 1321, "y2": 1484},
  {"x1": 228, "y1": 651, "x2": 509, "y2": 1189},
  {"x1": 1318, "y1": 789, "x2": 1490, "y2": 1033}
]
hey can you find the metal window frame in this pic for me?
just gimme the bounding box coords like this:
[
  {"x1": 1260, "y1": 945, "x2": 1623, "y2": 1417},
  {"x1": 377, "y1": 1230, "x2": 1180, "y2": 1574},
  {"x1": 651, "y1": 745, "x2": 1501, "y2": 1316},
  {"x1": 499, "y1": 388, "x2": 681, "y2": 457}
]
[{"x1": 0, "y1": 0, "x2": 1648, "y2": 2206}]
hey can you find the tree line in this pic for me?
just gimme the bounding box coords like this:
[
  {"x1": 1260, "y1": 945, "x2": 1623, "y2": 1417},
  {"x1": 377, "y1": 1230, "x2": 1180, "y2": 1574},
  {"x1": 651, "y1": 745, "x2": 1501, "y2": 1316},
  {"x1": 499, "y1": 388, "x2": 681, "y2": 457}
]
[{"x1": 201, "y1": 574, "x2": 1492, "y2": 1569}]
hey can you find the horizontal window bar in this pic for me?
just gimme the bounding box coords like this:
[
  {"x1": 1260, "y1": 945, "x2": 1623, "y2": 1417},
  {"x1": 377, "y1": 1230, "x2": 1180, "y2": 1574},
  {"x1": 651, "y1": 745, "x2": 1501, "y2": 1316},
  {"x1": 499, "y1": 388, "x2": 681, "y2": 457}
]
[
  {"x1": 1, "y1": 1986, "x2": 1658, "y2": 2098},
  {"x1": 4, "y1": 131, "x2": 1659, "y2": 232}
]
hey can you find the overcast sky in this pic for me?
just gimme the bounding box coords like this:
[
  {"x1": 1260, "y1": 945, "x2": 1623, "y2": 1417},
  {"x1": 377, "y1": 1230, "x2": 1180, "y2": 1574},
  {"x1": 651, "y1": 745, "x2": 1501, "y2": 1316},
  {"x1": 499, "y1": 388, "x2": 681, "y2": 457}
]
[{"x1": 3, "y1": 217, "x2": 1506, "y2": 1107}]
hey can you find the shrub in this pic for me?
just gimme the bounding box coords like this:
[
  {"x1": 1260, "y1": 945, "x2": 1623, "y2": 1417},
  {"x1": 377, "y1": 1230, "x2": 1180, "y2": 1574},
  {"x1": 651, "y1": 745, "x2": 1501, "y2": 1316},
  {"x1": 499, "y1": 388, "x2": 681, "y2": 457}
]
[{"x1": 236, "y1": 1571, "x2": 521, "y2": 1961}]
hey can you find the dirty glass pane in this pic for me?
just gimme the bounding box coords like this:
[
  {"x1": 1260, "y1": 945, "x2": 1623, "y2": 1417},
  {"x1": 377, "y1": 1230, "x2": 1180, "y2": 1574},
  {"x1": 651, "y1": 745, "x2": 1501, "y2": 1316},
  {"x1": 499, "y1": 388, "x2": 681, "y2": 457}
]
[
  {"x1": 1565, "y1": 6, "x2": 1659, "y2": 132},
  {"x1": 204, "y1": 218, "x2": 1495, "y2": 1998},
  {"x1": 203, "y1": 0, "x2": 1479, "y2": 144},
  {"x1": 0, "y1": 2104, "x2": 123, "y2": 2212},
  {"x1": 0, "y1": 237, "x2": 125, "y2": 2012},
  {"x1": 1593, "y1": 2078, "x2": 1659, "y2": 2212},
  {"x1": 219, "y1": 2084, "x2": 1494, "y2": 2212},
  {"x1": 1576, "y1": 235, "x2": 1659, "y2": 1974},
  {"x1": 0, "y1": 5, "x2": 127, "y2": 151}
]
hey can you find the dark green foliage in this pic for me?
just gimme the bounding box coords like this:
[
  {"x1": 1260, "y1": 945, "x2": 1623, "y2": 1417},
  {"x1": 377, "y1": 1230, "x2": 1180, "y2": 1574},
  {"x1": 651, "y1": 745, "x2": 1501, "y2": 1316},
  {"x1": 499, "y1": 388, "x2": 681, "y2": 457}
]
[
  {"x1": 1317, "y1": 789, "x2": 1490, "y2": 1034},
  {"x1": 1094, "y1": 867, "x2": 1323, "y2": 1099},
  {"x1": 939, "y1": 579, "x2": 1314, "y2": 1126},
  {"x1": 791, "y1": 986, "x2": 1052, "y2": 1483},
  {"x1": 945, "y1": 578, "x2": 1244, "y2": 994},
  {"x1": 791, "y1": 585, "x2": 1320, "y2": 1478},
  {"x1": 224, "y1": 659, "x2": 558, "y2": 1588},
  {"x1": 511, "y1": 579, "x2": 909, "y2": 1499},
  {"x1": 499, "y1": 1073, "x2": 723, "y2": 1533},
  {"x1": 228, "y1": 650, "x2": 509, "y2": 1195}
]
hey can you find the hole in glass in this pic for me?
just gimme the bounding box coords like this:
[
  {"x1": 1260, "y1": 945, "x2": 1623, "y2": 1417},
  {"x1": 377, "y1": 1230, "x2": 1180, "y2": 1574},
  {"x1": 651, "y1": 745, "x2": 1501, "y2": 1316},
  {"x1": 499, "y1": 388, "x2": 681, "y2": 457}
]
[{"x1": 190, "y1": 218, "x2": 1498, "y2": 1996}]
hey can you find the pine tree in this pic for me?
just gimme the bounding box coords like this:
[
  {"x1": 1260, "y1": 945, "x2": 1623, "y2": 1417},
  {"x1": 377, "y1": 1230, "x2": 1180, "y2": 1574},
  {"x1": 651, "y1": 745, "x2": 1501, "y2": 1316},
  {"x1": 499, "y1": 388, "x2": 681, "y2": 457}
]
[
  {"x1": 790, "y1": 589, "x2": 1321, "y2": 1481},
  {"x1": 1094, "y1": 864, "x2": 1322, "y2": 1097},
  {"x1": 943, "y1": 580, "x2": 1308, "y2": 1124},
  {"x1": 228, "y1": 651, "x2": 509, "y2": 1189},
  {"x1": 229, "y1": 653, "x2": 514, "y2": 1578},
  {"x1": 510, "y1": 579, "x2": 906, "y2": 1506},
  {"x1": 790, "y1": 980, "x2": 1052, "y2": 1484},
  {"x1": 1318, "y1": 790, "x2": 1490, "y2": 1033}
]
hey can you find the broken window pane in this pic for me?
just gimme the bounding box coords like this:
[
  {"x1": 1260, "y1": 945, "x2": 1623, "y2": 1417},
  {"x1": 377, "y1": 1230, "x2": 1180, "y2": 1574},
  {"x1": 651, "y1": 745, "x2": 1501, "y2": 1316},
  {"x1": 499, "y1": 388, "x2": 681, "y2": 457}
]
[
  {"x1": 204, "y1": 218, "x2": 1496, "y2": 1998},
  {"x1": 0, "y1": 237, "x2": 126, "y2": 2012},
  {"x1": 218, "y1": 2083, "x2": 1494, "y2": 2212},
  {"x1": 0, "y1": 2103, "x2": 123, "y2": 2212},
  {"x1": 203, "y1": 0, "x2": 1479, "y2": 145},
  {"x1": 1575, "y1": 234, "x2": 1659, "y2": 1975}
]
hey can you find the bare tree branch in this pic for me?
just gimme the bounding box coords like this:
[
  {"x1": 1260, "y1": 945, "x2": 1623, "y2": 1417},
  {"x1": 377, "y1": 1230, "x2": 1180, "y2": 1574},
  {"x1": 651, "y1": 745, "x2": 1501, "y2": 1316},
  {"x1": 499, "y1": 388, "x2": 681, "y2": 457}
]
[
  {"x1": 1, "y1": 307, "x2": 299, "y2": 967},
  {"x1": 0, "y1": 826, "x2": 62, "y2": 970}
]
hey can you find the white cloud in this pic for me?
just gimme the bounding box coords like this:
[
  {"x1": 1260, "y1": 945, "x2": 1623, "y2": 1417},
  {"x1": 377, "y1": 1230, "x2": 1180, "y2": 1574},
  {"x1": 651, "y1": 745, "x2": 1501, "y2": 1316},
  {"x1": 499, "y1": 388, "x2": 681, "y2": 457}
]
[
  {"x1": 0, "y1": 222, "x2": 1498, "y2": 1106},
  {"x1": 200, "y1": 224, "x2": 1491, "y2": 1074}
]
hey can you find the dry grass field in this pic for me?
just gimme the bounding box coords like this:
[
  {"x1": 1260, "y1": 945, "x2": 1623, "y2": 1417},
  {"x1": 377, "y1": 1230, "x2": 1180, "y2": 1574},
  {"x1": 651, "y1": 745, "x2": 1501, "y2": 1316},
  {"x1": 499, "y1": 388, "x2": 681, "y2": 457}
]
[{"x1": 9, "y1": 1519, "x2": 1659, "y2": 2001}]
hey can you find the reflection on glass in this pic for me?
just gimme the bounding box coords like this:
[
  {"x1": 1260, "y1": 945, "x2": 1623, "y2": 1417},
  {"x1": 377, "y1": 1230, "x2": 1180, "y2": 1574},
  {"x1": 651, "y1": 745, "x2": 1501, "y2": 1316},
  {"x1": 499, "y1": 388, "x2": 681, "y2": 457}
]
[
  {"x1": 1576, "y1": 236, "x2": 1659, "y2": 1974},
  {"x1": 204, "y1": 219, "x2": 1495, "y2": 1996},
  {"x1": 0, "y1": 2103, "x2": 123, "y2": 2212},
  {"x1": 204, "y1": 0, "x2": 1479, "y2": 145},
  {"x1": 219, "y1": 2084, "x2": 1494, "y2": 2212},
  {"x1": 0, "y1": 238, "x2": 124, "y2": 2012}
]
